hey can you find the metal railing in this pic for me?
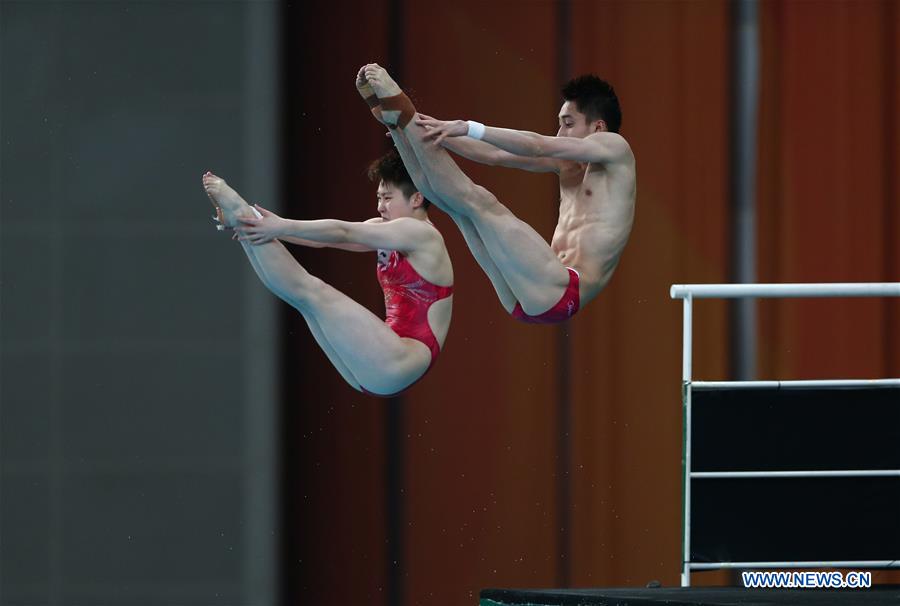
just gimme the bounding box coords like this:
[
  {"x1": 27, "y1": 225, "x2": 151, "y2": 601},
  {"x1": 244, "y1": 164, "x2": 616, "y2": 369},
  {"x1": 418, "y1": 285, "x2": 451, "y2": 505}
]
[{"x1": 670, "y1": 282, "x2": 900, "y2": 587}]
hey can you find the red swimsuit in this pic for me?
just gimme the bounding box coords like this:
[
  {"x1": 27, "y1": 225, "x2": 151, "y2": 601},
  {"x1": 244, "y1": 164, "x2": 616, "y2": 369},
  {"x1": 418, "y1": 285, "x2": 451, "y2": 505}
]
[
  {"x1": 511, "y1": 267, "x2": 581, "y2": 324},
  {"x1": 362, "y1": 249, "x2": 453, "y2": 397}
]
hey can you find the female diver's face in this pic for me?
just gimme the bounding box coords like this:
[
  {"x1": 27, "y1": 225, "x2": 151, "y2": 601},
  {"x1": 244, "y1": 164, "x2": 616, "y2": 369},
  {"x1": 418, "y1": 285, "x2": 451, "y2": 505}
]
[{"x1": 376, "y1": 181, "x2": 415, "y2": 221}]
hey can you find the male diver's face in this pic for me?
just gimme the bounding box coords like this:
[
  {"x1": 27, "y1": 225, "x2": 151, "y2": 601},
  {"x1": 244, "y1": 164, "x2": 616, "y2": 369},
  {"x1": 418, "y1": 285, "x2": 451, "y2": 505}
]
[
  {"x1": 557, "y1": 101, "x2": 601, "y2": 138},
  {"x1": 376, "y1": 181, "x2": 414, "y2": 221}
]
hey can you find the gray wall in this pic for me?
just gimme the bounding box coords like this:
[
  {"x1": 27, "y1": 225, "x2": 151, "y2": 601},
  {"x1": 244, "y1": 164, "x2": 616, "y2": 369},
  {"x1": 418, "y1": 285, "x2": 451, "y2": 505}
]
[{"x1": 0, "y1": 2, "x2": 279, "y2": 604}]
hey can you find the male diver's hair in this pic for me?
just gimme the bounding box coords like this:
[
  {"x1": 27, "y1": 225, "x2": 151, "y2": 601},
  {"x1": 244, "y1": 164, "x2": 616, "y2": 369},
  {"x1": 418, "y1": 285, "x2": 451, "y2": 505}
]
[
  {"x1": 562, "y1": 74, "x2": 622, "y2": 133},
  {"x1": 367, "y1": 149, "x2": 431, "y2": 209}
]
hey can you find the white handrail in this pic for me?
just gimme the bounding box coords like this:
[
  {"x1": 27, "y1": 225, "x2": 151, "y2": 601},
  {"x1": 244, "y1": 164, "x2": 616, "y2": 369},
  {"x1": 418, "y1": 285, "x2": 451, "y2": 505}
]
[
  {"x1": 692, "y1": 470, "x2": 900, "y2": 479},
  {"x1": 691, "y1": 560, "x2": 900, "y2": 570},
  {"x1": 671, "y1": 282, "x2": 900, "y2": 299},
  {"x1": 691, "y1": 379, "x2": 900, "y2": 390}
]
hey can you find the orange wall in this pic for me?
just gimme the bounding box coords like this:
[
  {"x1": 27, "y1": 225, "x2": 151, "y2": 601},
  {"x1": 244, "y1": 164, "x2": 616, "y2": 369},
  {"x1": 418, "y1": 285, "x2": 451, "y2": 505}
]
[
  {"x1": 758, "y1": 0, "x2": 900, "y2": 382},
  {"x1": 568, "y1": 0, "x2": 730, "y2": 588}
]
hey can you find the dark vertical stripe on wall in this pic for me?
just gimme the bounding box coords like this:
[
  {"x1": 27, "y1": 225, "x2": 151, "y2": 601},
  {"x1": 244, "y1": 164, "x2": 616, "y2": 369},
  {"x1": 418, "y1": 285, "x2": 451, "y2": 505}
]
[
  {"x1": 555, "y1": 0, "x2": 572, "y2": 589},
  {"x1": 274, "y1": 3, "x2": 289, "y2": 604},
  {"x1": 385, "y1": 2, "x2": 406, "y2": 605},
  {"x1": 279, "y1": 3, "x2": 298, "y2": 604},
  {"x1": 883, "y1": 0, "x2": 897, "y2": 376},
  {"x1": 384, "y1": 395, "x2": 405, "y2": 606}
]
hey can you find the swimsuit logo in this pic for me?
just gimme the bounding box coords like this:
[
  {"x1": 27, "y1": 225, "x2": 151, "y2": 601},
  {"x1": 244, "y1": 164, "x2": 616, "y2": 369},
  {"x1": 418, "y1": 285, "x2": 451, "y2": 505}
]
[{"x1": 567, "y1": 300, "x2": 575, "y2": 316}]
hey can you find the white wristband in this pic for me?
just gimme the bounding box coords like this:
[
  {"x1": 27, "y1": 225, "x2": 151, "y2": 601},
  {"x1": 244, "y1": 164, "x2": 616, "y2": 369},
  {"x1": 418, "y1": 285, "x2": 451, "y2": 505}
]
[{"x1": 466, "y1": 120, "x2": 486, "y2": 140}]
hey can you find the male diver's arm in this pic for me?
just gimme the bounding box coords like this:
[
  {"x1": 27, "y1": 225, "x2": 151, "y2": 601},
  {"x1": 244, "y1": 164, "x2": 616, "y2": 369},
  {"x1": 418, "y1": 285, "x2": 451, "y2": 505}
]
[
  {"x1": 480, "y1": 128, "x2": 632, "y2": 165},
  {"x1": 439, "y1": 136, "x2": 560, "y2": 173},
  {"x1": 417, "y1": 117, "x2": 632, "y2": 166}
]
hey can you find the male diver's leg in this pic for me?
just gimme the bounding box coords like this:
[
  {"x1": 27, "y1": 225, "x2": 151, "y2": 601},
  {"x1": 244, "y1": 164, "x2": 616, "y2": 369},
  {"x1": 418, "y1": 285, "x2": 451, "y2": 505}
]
[
  {"x1": 389, "y1": 127, "x2": 518, "y2": 312},
  {"x1": 400, "y1": 117, "x2": 569, "y2": 315}
]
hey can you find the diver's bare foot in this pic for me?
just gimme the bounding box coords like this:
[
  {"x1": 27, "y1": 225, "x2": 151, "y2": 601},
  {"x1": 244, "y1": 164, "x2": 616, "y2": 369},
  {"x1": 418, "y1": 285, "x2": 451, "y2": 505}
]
[
  {"x1": 356, "y1": 66, "x2": 385, "y2": 125},
  {"x1": 356, "y1": 65, "x2": 376, "y2": 100},
  {"x1": 363, "y1": 63, "x2": 410, "y2": 126},
  {"x1": 201, "y1": 172, "x2": 255, "y2": 230},
  {"x1": 363, "y1": 63, "x2": 402, "y2": 98}
]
